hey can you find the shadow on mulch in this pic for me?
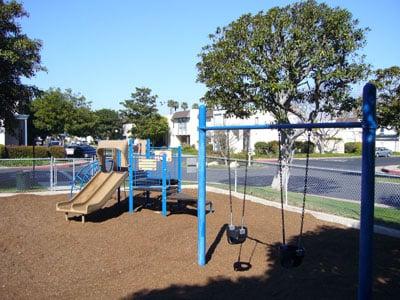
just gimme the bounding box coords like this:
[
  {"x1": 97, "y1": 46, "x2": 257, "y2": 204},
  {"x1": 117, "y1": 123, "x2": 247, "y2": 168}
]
[
  {"x1": 125, "y1": 226, "x2": 400, "y2": 299},
  {"x1": 68, "y1": 193, "x2": 207, "y2": 223}
]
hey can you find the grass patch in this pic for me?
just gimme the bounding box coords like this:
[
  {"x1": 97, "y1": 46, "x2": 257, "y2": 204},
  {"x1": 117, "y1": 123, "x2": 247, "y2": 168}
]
[
  {"x1": 0, "y1": 160, "x2": 51, "y2": 168},
  {"x1": 204, "y1": 183, "x2": 400, "y2": 230},
  {"x1": 376, "y1": 176, "x2": 400, "y2": 184}
]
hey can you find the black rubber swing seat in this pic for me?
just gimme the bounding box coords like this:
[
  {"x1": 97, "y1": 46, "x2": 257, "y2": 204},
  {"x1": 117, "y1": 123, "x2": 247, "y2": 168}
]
[
  {"x1": 279, "y1": 244, "x2": 305, "y2": 268},
  {"x1": 226, "y1": 225, "x2": 248, "y2": 245}
]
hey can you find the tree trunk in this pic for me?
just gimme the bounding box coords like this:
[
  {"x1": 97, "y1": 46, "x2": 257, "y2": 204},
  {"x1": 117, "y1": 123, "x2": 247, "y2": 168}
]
[{"x1": 271, "y1": 130, "x2": 296, "y2": 201}]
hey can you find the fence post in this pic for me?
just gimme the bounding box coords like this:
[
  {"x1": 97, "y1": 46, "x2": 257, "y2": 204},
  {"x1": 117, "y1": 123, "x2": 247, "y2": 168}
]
[
  {"x1": 177, "y1": 146, "x2": 182, "y2": 193},
  {"x1": 128, "y1": 138, "x2": 134, "y2": 213},
  {"x1": 72, "y1": 158, "x2": 76, "y2": 184},
  {"x1": 53, "y1": 157, "x2": 57, "y2": 190},
  {"x1": 50, "y1": 156, "x2": 53, "y2": 191},
  {"x1": 358, "y1": 83, "x2": 377, "y2": 300}
]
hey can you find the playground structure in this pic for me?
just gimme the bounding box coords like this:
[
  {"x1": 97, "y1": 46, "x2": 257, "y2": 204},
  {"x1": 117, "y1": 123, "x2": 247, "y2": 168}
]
[
  {"x1": 56, "y1": 139, "x2": 183, "y2": 221},
  {"x1": 196, "y1": 83, "x2": 377, "y2": 299}
]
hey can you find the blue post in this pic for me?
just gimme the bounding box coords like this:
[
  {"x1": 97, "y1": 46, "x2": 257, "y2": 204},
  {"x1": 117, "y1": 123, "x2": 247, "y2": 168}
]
[
  {"x1": 128, "y1": 138, "x2": 134, "y2": 213},
  {"x1": 198, "y1": 105, "x2": 207, "y2": 266},
  {"x1": 146, "y1": 138, "x2": 151, "y2": 159},
  {"x1": 358, "y1": 83, "x2": 377, "y2": 300},
  {"x1": 177, "y1": 146, "x2": 182, "y2": 193},
  {"x1": 116, "y1": 150, "x2": 121, "y2": 171},
  {"x1": 161, "y1": 153, "x2": 167, "y2": 217}
]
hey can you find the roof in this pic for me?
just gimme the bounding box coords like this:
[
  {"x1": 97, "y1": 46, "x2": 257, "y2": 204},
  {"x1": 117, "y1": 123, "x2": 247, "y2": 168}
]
[
  {"x1": 171, "y1": 109, "x2": 213, "y2": 120},
  {"x1": 172, "y1": 110, "x2": 190, "y2": 120}
]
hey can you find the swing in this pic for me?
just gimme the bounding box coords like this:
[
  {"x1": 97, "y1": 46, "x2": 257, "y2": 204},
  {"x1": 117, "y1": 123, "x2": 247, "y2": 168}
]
[
  {"x1": 278, "y1": 129, "x2": 311, "y2": 268},
  {"x1": 226, "y1": 130, "x2": 250, "y2": 245}
]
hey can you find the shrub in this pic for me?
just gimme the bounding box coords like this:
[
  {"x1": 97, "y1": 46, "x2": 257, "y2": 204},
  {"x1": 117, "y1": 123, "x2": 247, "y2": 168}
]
[
  {"x1": 182, "y1": 144, "x2": 197, "y2": 155},
  {"x1": 206, "y1": 144, "x2": 214, "y2": 154},
  {"x1": 0, "y1": 144, "x2": 6, "y2": 158},
  {"x1": 6, "y1": 146, "x2": 49, "y2": 158},
  {"x1": 345, "y1": 142, "x2": 362, "y2": 153},
  {"x1": 48, "y1": 146, "x2": 65, "y2": 158},
  {"x1": 300, "y1": 141, "x2": 315, "y2": 154},
  {"x1": 254, "y1": 141, "x2": 268, "y2": 155},
  {"x1": 294, "y1": 141, "x2": 303, "y2": 153},
  {"x1": 266, "y1": 141, "x2": 279, "y2": 155}
]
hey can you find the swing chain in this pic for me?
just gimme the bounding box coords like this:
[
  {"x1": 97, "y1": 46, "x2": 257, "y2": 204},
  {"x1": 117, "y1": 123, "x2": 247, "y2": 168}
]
[
  {"x1": 240, "y1": 130, "x2": 251, "y2": 228},
  {"x1": 298, "y1": 128, "x2": 312, "y2": 246},
  {"x1": 227, "y1": 130, "x2": 233, "y2": 226}
]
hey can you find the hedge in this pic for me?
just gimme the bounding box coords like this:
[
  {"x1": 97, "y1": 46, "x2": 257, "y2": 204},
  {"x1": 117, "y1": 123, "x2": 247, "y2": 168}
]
[
  {"x1": 345, "y1": 142, "x2": 362, "y2": 154},
  {"x1": 0, "y1": 145, "x2": 6, "y2": 158},
  {"x1": 48, "y1": 146, "x2": 65, "y2": 158},
  {"x1": 1, "y1": 145, "x2": 65, "y2": 158}
]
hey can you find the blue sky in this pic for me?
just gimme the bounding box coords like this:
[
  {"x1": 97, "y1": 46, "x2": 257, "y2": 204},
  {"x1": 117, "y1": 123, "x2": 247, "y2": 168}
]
[{"x1": 20, "y1": 0, "x2": 400, "y2": 115}]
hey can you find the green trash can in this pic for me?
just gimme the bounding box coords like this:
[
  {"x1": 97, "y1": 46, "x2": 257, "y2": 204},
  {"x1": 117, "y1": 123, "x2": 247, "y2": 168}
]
[{"x1": 16, "y1": 171, "x2": 31, "y2": 191}]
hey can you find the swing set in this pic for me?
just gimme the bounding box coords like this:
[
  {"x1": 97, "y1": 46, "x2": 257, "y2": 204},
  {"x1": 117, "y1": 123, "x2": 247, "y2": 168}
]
[{"x1": 197, "y1": 83, "x2": 377, "y2": 299}]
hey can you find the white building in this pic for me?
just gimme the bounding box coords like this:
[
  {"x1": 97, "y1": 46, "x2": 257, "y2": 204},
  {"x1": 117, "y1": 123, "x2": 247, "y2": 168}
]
[{"x1": 166, "y1": 109, "x2": 400, "y2": 153}]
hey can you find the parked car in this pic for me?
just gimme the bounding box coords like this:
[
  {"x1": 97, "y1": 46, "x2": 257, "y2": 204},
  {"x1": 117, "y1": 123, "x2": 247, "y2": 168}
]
[
  {"x1": 65, "y1": 144, "x2": 97, "y2": 158},
  {"x1": 48, "y1": 140, "x2": 61, "y2": 146},
  {"x1": 375, "y1": 147, "x2": 392, "y2": 157}
]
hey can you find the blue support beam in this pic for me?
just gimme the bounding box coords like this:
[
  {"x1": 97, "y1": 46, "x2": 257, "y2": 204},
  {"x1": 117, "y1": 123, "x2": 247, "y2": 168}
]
[
  {"x1": 206, "y1": 121, "x2": 362, "y2": 131},
  {"x1": 128, "y1": 138, "x2": 134, "y2": 213},
  {"x1": 161, "y1": 153, "x2": 167, "y2": 217},
  {"x1": 358, "y1": 83, "x2": 377, "y2": 300},
  {"x1": 146, "y1": 138, "x2": 151, "y2": 159},
  {"x1": 197, "y1": 105, "x2": 207, "y2": 266},
  {"x1": 177, "y1": 146, "x2": 182, "y2": 193}
]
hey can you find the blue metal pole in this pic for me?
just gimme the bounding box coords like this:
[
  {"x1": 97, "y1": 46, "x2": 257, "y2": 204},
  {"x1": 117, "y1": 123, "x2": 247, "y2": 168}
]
[
  {"x1": 198, "y1": 105, "x2": 207, "y2": 266},
  {"x1": 128, "y1": 138, "x2": 134, "y2": 213},
  {"x1": 177, "y1": 146, "x2": 182, "y2": 193},
  {"x1": 146, "y1": 138, "x2": 151, "y2": 159},
  {"x1": 162, "y1": 153, "x2": 167, "y2": 217},
  {"x1": 358, "y1": 83, "x2": 377, "y2": 300},
  {"x1": 116, "y1": 150, "x2": 121, "y2": 171}
]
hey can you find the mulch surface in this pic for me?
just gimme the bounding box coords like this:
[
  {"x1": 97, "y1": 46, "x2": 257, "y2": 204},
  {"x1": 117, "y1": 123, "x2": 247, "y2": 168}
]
[{"x1": 0, "y1": 189, "x2": 399, "y2": 299}]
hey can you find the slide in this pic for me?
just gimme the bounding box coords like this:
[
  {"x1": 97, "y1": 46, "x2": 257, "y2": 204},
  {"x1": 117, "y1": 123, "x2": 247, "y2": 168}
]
[{"x1": 56, "y1": 171, "x2": 128, "y2": 215}]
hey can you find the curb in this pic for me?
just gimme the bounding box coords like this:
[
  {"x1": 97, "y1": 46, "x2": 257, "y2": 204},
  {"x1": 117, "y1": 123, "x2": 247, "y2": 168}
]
[
  {"x1": 182, "y1": 185, "x2": 400, "y2": 239},
  {"x1": 381, "y1": 167, "x2": 400, "y2": 175}
]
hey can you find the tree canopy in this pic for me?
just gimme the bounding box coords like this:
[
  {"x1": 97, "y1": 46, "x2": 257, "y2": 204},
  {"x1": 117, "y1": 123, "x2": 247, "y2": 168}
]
[
  {"x1": 31, "y1": 88, "x2": 97, "y2": 138},
  {"x1": 192, "y1": 103, "x2": 199, "y2": 109},
  {"x1": 372, "y1": 66, "x2": 400, "y2": 132},
  {"x1": 197, "y1": 0, "x2": 369, "y2": 124},
  {"x1": 181, "y1": 102, "x2": 188, "y2": 111},
  {"x1": 93, "y1": 109, "x2": 123, "y2": 140},
  {"x1": 120, "y1": 87, "x2": 169, "y2": 145},
  {"x1": 167, "y1": 99, "x2": 179, "y2": 114},
  {"x1": 0, "y1": 0, "x2": 44, "y2": 130}
]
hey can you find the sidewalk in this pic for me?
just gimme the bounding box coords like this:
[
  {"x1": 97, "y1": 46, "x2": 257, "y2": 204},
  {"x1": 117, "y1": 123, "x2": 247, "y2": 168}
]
[{"x1": 381, "y1": 165, "x2": 400, "y2": 175}]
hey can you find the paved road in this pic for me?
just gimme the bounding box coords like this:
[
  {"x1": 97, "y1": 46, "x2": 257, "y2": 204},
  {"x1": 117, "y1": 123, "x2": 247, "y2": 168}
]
[
  {"x1": 182, "y1": 156, "x2": 400, "y2": 207},
  {"x1": 291, "y1": 156, "x2": 400, "y2": 171}
]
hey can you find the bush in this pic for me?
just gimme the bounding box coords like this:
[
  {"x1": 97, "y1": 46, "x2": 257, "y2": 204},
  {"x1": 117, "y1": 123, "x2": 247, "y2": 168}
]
[
  {"x1": 300, "y1": 141, "x2": 315, "y2": 154},
  {"x1": 0, "y1": 144, "x2": 6, "y2": 158},
  {"x1": 345, "y1": 142, "x2": 362, "y2": 154},
  {"x1": 6, "y1": 146, "x2": 49, "y2": 158},
  {"x1": 48, "y1": 146, "x2": 65, "y2": 158},
  {"x1": 206, "y1": 144, "x2": 214, "y2": 154},
  {"x1": 266, "y1": 141, "x2": 279, "y2": 155},
  {"x1": 254, "y1": 141, "x2": 268, "y2": 155},
  {"x1": 182, "y1": 144, "x2": 197, "y2": 155}
]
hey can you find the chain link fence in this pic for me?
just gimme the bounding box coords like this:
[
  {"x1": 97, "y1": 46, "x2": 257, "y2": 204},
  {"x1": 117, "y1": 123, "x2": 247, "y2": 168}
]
[
  {"x1": 181, "y1": 155, "x2": 400, "y2": 230},
  {"x1": 0, "y1": 157, "x2": 94, "y2": 193}
]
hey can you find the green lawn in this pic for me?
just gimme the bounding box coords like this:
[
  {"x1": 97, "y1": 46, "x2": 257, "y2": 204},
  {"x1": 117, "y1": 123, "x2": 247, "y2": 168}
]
[
  {"x1": 187, "y1": 182, "x2": 400, "y2": 230},
  {"x1": 0, "y1": 159, "x2": 51, "y2": 168}
]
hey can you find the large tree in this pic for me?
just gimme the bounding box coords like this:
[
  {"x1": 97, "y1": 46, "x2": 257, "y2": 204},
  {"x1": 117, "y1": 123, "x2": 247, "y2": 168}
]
[
  {"x1": 93, "y1": 109, "x2": 123, "y2": 140},
  {"x1": 167, "y1": 99, "x2": 179, "y2": 114},
  {"x1": 31, "y1": 88, "x2": 97, "y2": 138},
  {"x1": 120, "y1": 87, "x2": 169, "y2": 145},
  {"x1": 372, "y1": 66, "x2": 400, "y2": 132},
  {"x1": 0, "y1": 0, "x2": 44, "y2": 130},
  {"x1": 197, "y1": 0, "x2": 369, "y2": 190},
  {"x1": 181, "y1": 102, "x2": 188, "y2": 111}
]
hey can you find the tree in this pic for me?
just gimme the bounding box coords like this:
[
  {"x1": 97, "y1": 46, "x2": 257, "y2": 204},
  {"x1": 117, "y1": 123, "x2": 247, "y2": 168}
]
[
  {"x1": 0, "y1": 0, "x2": 44, "y2": 131},
  {"x1": 192, "y1": 103, "x2": 199, "y2": 109},
  {"x1": 372, "y1": 66, "x2": 400, "y2": 132},
  {"x1": 167, "y1": 99, "x2": 179, "y2": 114},
  {"x1": 181, "y1": 102, "x2": 188, "y2": 111},
  {"x1": 31, "y1": 88, "x2": 96, "y2": 138},
  {"x1": 197, "y1": 0, "x2": 369, "y2": 190},
  {"x1": 93, "y1": 109, "x2": 123, "y2": 140},
  {"x1": 120, "y1": 87, "x2": 169, "y2": 145}
]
